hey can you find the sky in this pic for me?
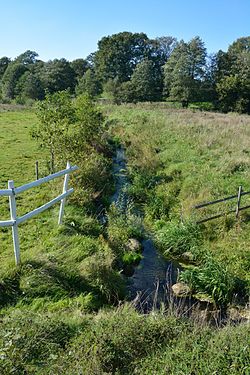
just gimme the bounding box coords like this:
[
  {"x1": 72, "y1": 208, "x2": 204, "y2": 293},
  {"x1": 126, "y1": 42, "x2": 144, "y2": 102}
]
[{"x1": 1, "y1": 0, "x2": 249, "y2": 61}]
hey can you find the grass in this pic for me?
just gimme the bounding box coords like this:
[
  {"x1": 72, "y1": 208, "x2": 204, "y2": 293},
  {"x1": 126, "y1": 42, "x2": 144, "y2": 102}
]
[
  {"x1": 107, "y1": 103, "x2": 250, "y2": 303},
  {"x1": 0, "y1": 304, "x2": 249, "y2": 374},
  {"x1": 0, "y1": 104, "x2": 250, "y2": 374},
  {"x1": 0, "y1": 108, "x2": 125, "y2": 311}
]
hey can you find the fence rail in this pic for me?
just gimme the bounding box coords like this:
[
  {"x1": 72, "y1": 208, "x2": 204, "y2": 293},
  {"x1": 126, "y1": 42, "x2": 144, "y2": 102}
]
[
  {"x1": 0, "y1": 162, "x2": 78, "y2": 265},
  {"x1": 194, "y1": 186, "x2": 250, "y2": 224}
]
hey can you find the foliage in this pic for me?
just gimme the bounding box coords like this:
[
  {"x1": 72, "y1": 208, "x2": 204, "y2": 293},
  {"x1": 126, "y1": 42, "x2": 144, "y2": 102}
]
[
  {"x1": 1, "y1": 63, "x2": 27, "y2": 99},
  {"x1": 1, "y1": 305, "x2": 249, "y2": 374},
  {"x1": 39, "y1": 58, "x2": 76, "y2": 94},
  {"x1": 94, "y1": 31, "x2": 151, "y2": 83},
  {"x1": 0, "y1": 34, "x2": 249, "y2": 112},
  {"x1": 179, "y1": 257, "x2": 243, "y2": 306},
  {"x1": 118, "y1": 59, "x2": 163, "y2": 102},
  {"x1": 0, "y1": 57, "x2": 10, "y2": 79},
  {"x1": 164, "y1": 37, "x2": 207, "y2": 105},
  {"x1": 70, "y1": 58, "x2": 89, "y2": 78},
  {"x1": 75, "y1": 68, "x2": 102, "y2": 97},
  {"x1": 154, "y1": 220, "x2": 202, "y2": 257},
  {"x1": 35, "y1": 91, "x2": 74, "y2": 171},
  {"x1": 35, "y1": 92, "x2": 111, "y2": 205},
  {"x1": 215, "y1": 37, "x2": 250, "y2": 114}
]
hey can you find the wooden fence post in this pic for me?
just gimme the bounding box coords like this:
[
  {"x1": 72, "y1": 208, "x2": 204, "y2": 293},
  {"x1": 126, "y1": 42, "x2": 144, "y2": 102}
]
[
  {"x1": 8, "y1": 180, "x2": 21, "y2": 265},
  {"x1": 58, "y1": 161, "x2": 70, "y2": 225},
  {"x1": 35, "y1": 161, "x2": 39, "y2": 180},
  {"x1": 236, "y1": 185, "x2": 242, "y2": 218}
]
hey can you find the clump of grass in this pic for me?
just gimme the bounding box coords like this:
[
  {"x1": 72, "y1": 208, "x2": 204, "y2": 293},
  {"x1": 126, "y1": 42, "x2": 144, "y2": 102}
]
[
  {"x1": 0, "y1": 310, "x2": 79, "y2": 374},
  {"x1": 79, "y1": 250, "x2": 125, "y2": 303},
  {"x1": 179, "y1": 257, "x2": 247, "y2": 306},
  {"x1": 48, "y1": 304, "x2": 186, "y2": 374},
  {"x1": 154, "y1": 220, "x2": 202, "y2": 258},
  {"x1": 107, "y1": 202, "x2": 144, "y2": 255}
]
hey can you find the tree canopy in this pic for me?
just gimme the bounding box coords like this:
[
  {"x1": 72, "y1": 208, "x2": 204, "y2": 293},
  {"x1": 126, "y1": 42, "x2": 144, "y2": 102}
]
[{"x1": 0, "y1": 34, "x2": 249, "y2": 113}]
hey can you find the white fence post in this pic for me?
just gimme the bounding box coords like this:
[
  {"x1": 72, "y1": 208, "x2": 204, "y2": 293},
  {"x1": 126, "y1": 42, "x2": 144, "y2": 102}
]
[
  {"x1": 58, "y1": 161, "x2": 70, "y2": 225},
  {"x1": 8, "y1": 180, "x2": 21, "y2": 265}
]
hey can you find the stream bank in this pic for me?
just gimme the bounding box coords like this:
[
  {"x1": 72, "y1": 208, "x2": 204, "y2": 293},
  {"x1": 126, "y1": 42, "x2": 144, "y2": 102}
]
[
  {"x1": 109, "y1": 146, "x2": 250, "y2": 324},
  {"x1": 110, "y1": 147, "x2": 214, "y2": 318}
]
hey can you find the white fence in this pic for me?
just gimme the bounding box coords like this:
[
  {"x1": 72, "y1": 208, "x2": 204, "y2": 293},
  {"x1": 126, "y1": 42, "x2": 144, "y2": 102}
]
[{"x1": 0, "y1": 162, "x2": 78, "y2": 265}]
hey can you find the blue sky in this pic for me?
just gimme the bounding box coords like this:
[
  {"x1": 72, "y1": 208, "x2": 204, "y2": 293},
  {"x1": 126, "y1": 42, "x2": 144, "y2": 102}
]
[{"x1": 1, "y1": 0, "x2": 249, "y2": 61}]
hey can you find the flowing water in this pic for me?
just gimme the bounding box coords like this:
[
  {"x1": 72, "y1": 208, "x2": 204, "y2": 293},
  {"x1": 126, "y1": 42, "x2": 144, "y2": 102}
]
[
  {"x1": 110, "y1": 147, "x2": 247, "y2": 324},
  {"x1": 111, "y1": 147, "x2": 192, "y2": 313}
]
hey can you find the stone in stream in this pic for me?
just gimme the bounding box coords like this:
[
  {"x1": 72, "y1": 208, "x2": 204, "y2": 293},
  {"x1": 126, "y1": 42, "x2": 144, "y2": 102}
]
[
  {"x1": 126, "y1": 238, "x2": 141, "y2": 252},
  {"x1": 172, "y1": 282, "x2": 191, "y2": 297}
]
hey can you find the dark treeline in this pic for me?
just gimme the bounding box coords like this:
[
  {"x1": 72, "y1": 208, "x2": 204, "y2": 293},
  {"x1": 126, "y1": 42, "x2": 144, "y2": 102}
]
[{"x1": 0, "y1": 32, "x2": 249, "y2": 113}]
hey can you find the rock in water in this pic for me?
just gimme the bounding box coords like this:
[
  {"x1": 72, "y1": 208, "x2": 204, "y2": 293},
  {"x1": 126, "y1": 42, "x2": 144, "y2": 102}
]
[
  {"x1": 126, "y1": 238, "x2": 141, "y2": 252},
  {"x1": 172, "y1": 282, "x2": 191, "y2": 297}
]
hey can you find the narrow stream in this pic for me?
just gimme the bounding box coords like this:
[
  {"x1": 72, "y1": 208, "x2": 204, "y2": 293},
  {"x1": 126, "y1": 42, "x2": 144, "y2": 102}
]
[
  {"x1": 111, "y1": 147, "x2": 192, "y2": 313},
  {"x1": 110, "y1": 147, "x2": 248, "y2": 324}
]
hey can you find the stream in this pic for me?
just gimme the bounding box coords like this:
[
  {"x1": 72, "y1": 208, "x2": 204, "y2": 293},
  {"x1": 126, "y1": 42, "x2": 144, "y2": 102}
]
[
  {"x1": 111, "y1": 147, "x2": 197, "y2": 314},
  {"x1": 109, "y1": 146, "x2": 250, "y2": 325}
]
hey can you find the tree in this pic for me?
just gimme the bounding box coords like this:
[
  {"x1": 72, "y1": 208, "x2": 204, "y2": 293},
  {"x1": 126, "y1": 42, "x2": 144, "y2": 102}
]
[
  {"x1": 15, "y1": 71, "x2": 44, "y2": 101},
  {"x1": 1, "y1": 63, "x2": 27, "y2": 99},
  {"x1": 35, "y1": 91, "x2": 75, "y2": 172},
  {"x1": 39, "y1": 59, "x2": 76, "y2": 94},
  {"x1": 164, "y1": 37, "x2": 207, "y2": 106},
  {"x1": 75, "y1": 69, "x2": 102, "y2": 97},
  {"x1": 118, "y1": 59, "x2": 163, "y2": 103},
  {"x1": 0, "y1": 57, "x2": 11, "y2": 79},
  {"x1": 35, "y1": 92, "x2": 109, "y2": 206},
  {"x1": 14, "y1": 50, "x2": 38, "y2": 65},
  {"x1": 94, "y1": 31, "x2": 151, "y2": 83},
  {"x1": 70, "y1": 58, "x2": 89, "y2": 78},
  {"x1": 153, "y1": 36, "x2": 177, "y2": 65},
  {"x1": 216, "y1": 51, "x2": 250, "y2": 113},
  {"x1": 216, "y1": 37, "x2": 250, "y2": 113}
]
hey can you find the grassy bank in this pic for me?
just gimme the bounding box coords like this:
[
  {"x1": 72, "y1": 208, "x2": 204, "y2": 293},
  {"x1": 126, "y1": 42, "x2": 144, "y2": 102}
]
[
  {"x1": 0, "y1": 108, "x2": 125, "y2": 310},
  {"x1": 107, "y1": 103, "x2": 250, "y2": 305}
]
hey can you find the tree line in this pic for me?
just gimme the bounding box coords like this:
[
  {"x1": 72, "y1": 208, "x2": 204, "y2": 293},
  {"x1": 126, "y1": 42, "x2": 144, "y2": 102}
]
[{"x1": 0, "y1": 32, "x2": 249, "y2": 113}]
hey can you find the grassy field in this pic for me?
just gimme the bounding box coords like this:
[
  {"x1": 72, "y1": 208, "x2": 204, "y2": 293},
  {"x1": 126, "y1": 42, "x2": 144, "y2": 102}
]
[
  {"x1": 107, "y1": 104, "x2": 250, "y2": 304},
  {"x1": 0, "y1": 104, "x2": 249, "y2": 374}
]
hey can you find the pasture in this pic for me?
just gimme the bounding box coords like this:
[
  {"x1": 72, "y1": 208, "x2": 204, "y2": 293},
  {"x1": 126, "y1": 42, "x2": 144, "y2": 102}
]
[{"x1": 0, "y1": 105, "x2": 249, "y2": 374}]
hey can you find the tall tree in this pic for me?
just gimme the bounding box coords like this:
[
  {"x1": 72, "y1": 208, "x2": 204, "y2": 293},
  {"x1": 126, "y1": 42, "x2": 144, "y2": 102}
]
[
  {"x1": 75, "y1": 69, "x2": 102, "y2": 97},
  {"x1": 15, "y1": 71, "x2": 44, "y2": 101},
  {"x1": 0, "y1": 57, "x2": 11, "y2": 79},
  {"x1": 216, "y1": 37, "x2": 250, "y2": 113},
  {"x1": 1, "y1": 63, "x2": 27, "y2": 99},
  {"x1": 70, "y1": 58, "x2": 89, "y2": 79},
  {"x1": 39, "y1": 58, "x2": 76, "y2": 93},
  {"x1": 14, "y1": 50, "x2": 38, "y2": 65},
  {"x1": 118, "y1": 59, "x2": 163, "y2": 103},
  {"x1": 153, "y1": 36, "x2": 178, "y2": 65},
  {"x1": 164, "y1": 37, "x2": 207, "y2": 106},
  {"x1": 94, "y1": 32, "x2": 151, "y2": 83}
]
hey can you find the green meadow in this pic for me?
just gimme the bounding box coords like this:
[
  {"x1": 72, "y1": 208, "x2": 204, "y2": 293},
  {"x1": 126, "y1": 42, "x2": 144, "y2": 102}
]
[
  {"x1": 0, "y1": 104, "x2": 249, "y2": 374},
  {"x1": 107, "y1": 104, "x2": 250, "y2": 296}
]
